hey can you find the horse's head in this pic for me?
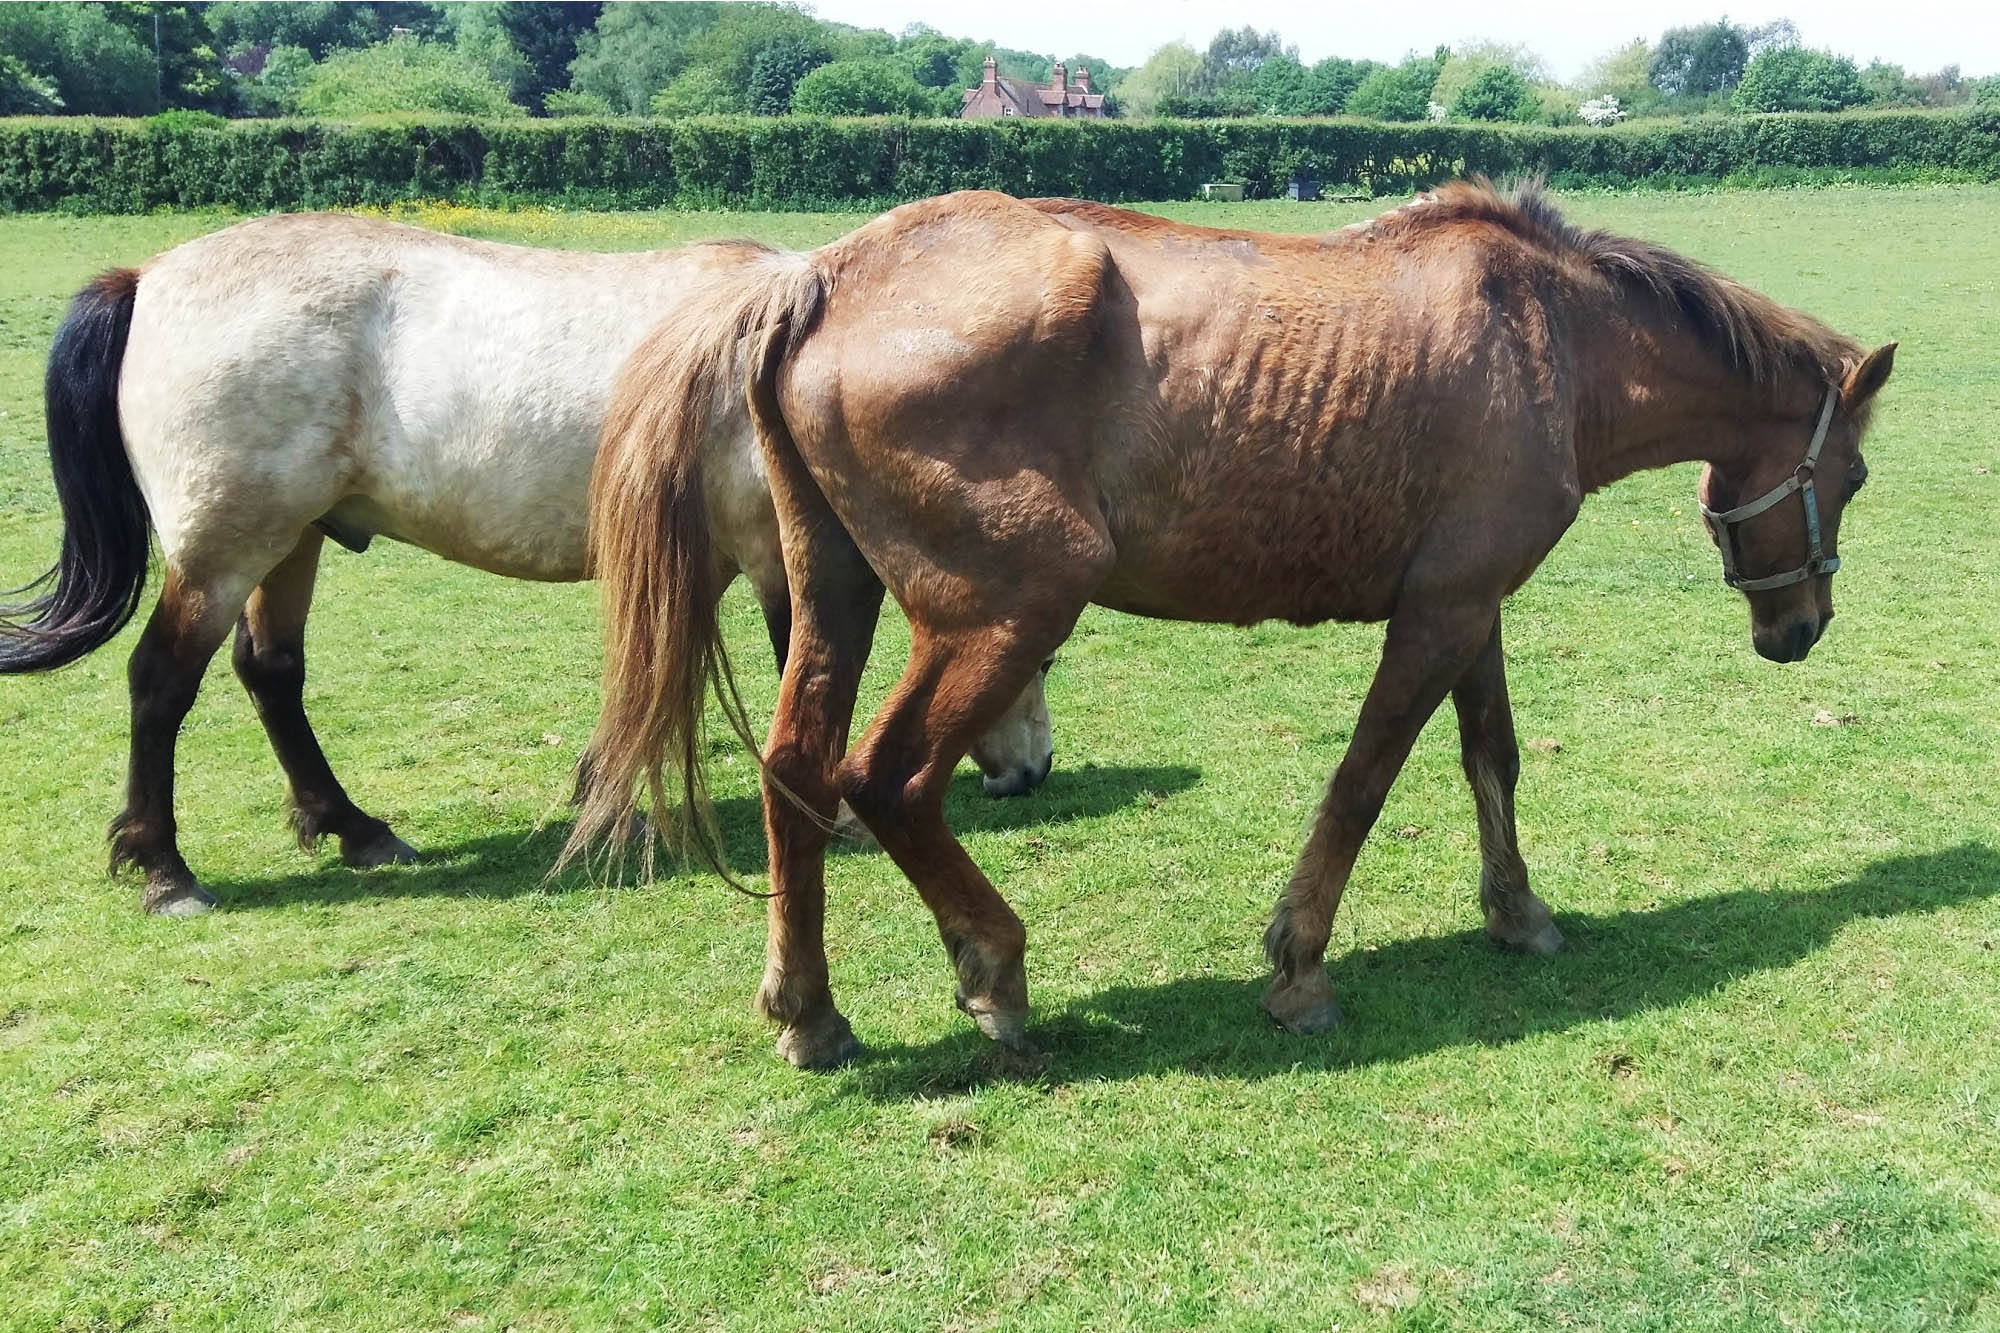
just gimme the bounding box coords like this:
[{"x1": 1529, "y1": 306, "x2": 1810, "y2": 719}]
[
  {"x1": 1698, "y1": 343, "x2": 1894, "y2": 663},
  {"x1": 969, "y1": 657, "x2": 1055, "y2": 796}
]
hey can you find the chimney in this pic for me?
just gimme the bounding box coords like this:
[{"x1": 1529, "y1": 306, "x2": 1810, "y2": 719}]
[
  {"x1": 982, "y1": 56, "x2": 997, "y2": 91},
  {"x1": 1076, "y1": 66, "x2": 1091, "y2": 94},
  {"x1": 1052, "y1": 61, "x2": 1067, "y2": 96}
]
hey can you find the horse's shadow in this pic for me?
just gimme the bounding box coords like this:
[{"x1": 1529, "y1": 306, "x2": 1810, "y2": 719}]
[
  {"x1": 209, "y1": 761, "x2": 1202, "y2": 909},
  {"x1": 837, "y1": 842, "x2": 2000, "y2": 1098}
]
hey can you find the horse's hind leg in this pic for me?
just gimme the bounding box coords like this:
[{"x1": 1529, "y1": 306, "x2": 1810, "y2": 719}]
[
  {"x1": 112, "y1": 570, "x2": 244, "y2": 915},
  {"x1": 1451, "y1": 615, "x2": 1561, "y2": 956},
  {"x1": 837, "y1": 619, "x2": 1081, "y2": 1055},
  {"x1": 232, "y1": 531, "x2": 415, "y2": 870},
  {"x1": 758, "y1": 528, "x2": 883, "y2": 1069}
]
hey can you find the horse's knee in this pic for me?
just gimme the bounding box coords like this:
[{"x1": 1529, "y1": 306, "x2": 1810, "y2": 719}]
[
  {"x1": 760, "y1": 738, "x2": 839, "y2": 820},
  {"x1": 835, "y1": 757, "x2": 924, "y2": 834}
]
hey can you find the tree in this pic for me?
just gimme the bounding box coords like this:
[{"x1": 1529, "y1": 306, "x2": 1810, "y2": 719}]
[
  {"x1": 233, "y1": 42, "x2": 314, "y2": 116},
  {"x1": 1744, "y1": 19, "x2": 1800, "y2": 56},
  {"x1": 567, "y1": 2, "x2": 719, "y2": 114},
  {"x1": 1648, "y1": 20, "x2": 1749, "y2": 98},
  {"x1": 747, "y1": 37, "x2": 832, "y2": 115},
  {"x1": 1344, "y1": 52, "x2": 1443, "y2": 122},
  {"x1": 1911, "y1": 66, "x2": 1966, "y2": 107},
  {"x1": 0, "y1": 3, "x2": 156, "y2": 115},
  {"x1": 541, "y1": 87, "x2": 614, "y2": 117},
  {"x1": 1245, "y1": 55, "x2": 1307, "y2": 112},
  {"x1": 680, "y1": 4, "x2": 830, "y2": 104},
  {"x1": 1118, "y1": 41, "x2": 1199, "y2": 118},
  {"x1": 293, "y1": 37, "x2": 527, "y2": 117},
  {"x1": 101, "y1": 3, "x2": 231, "y2": 111},
  {"x1": 789, "y1": 58, "x2": 938, "y2": 116},
  {"x1": 1579, "y1": 39, "x2": 1660, "y2": 116},
  {"x1": 1858, "y1": 60, "x2": 1922, "y2": 107},
  {"x1": 1450, "y1": 64, "x2": 1535, "y2": 121},
  {"x1": 208, "y1": 3, "x2": 446, "y2": 61},
  {"x1": 1578, "y1": 94, "x2": 1627, "y2": 125},
  {"x1": 1300, "y1": 57, "x2": 1383, "y2": 116},
  {"x1": 649, "y1": 65, "x2": 738, "y2": 116},
  {"x1": 1731, "y1": 46, "x2": 1866, "y2": 112},
  {"x1": 0, "y1": 50, "x2": 63, "y2": 114},
  {"x1": 896, "y1": 30, "x2": 977, "y2": 90},
  {"x1": 439, "y1": 3, "x2": 533, "y2": 106},
  {"x1": 1430, "y1": 41, "x2": 1547, "y2": 116},
  {"x1": 494, "y1": 0, "x2": 601, "y2": 112},
  {"x1": 1195, "y1": 26, "x2": 1294, "y2": 93}
]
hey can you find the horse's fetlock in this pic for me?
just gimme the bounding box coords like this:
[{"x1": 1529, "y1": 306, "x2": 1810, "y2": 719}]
[
  {"x1": 756, "y1": 964, "x2": 835, "y2": 1032},
  {"x1": 1262, "y1": 899, "x2": 1325, "y2": 975},
  {"x1": 107, "y1": 811, "x2": 169, "y2": 874}
]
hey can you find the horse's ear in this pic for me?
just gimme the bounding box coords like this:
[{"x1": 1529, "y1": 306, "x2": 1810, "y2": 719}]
[{"x1": 1843, "y1": 341, "x2": 1896, "y2": 407}]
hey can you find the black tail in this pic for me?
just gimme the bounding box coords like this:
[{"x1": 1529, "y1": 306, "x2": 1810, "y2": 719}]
[{"x1": 0, "y1": 268, "x2": 151, "y2": 673}]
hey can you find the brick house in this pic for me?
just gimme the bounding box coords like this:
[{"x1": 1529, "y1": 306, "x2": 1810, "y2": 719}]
[{"x1": 959, "y1": 57, "x2": 1108, "y2": 119}]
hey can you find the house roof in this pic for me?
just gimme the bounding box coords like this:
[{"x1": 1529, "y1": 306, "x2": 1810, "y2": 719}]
[{"x1": 960, "y1": 58, "x2": 1107, "y2": 119}]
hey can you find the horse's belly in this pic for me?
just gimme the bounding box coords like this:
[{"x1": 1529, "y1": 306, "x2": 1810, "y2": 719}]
[
  {"x1": 1093, "y1": 555, "x2": 1399, "y2": 626},
  {"x1": 321, "y1": 489, "x2": 589, "y2": 583},
  {"x1": 1096, "y1": 501, "x2": 1408, "y2": 626}
]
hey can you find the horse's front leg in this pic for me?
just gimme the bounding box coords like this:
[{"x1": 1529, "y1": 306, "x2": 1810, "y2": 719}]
[
  {"x1": 1262, "y1": 597, "x2": 1500, "y2": 1033},
  {"x1": 1451, "y1": 613, "x2": 1562, "y2": 956}
]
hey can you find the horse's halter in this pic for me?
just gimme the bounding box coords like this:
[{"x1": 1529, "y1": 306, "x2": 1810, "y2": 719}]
[{"x1": 1699, "y1": 385, "x2": 1842, "y2": 592}]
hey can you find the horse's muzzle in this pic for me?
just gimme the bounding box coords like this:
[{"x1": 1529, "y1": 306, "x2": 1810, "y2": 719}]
[
  {"x1": 982, "y1": 749, "x2": 1054, "y2": 798},
  {"x1": 1754, "y1": 617, "x2": 1823, "y2": 663}
]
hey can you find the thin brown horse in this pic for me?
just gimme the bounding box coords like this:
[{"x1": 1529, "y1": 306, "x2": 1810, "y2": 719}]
[{"x1": 573, "y1": 182, "x2": 1893, "y2": 1068}]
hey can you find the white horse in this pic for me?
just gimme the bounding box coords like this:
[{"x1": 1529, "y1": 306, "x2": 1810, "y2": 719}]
[{"x1": 1, "y1": 213, "x2": 1055, "y2": 916}]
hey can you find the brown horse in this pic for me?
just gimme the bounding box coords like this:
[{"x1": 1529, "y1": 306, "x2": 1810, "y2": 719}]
[{"x1": 574, "y1": 182, "x2": 1893, "y2": 1068}]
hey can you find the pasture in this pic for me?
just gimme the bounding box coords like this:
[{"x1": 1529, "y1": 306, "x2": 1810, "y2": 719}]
[{"x1": 2, "y1": 187, "x2": 1998, "y2": 1330}]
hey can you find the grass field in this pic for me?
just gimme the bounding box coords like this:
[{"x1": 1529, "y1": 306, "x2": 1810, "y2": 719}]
[{"x1": 2, "y1": 187, "x2": 1998, "y2": 1331}]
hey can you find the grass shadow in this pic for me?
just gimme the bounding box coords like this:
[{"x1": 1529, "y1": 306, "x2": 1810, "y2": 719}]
[
  {"x1": 839, "y1": 842, "x2": 1999, "y2": 1097},
  {"x1": 208, "y1": 761, "x2": 1201, "y2": 910}
]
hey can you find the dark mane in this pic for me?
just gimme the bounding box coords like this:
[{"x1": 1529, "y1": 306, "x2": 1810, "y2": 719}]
[{"x1": 1386, "y1": 179, "x2": 1863, "y2": 399}]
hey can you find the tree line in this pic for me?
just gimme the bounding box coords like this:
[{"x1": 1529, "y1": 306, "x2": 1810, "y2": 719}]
[
  {"x1": 1, "y1": 4, "x2": 1993, "y2": 124},
  {"x1": 1125, "y1": 22, "x2": 1996, "y2": 124},
  {"x1": 0, "y1": 2, "x2": 1127, "y2": 119}
]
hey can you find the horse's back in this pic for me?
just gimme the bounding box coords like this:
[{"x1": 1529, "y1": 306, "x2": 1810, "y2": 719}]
[{"x1": 118, "y1": 214, "x2": 716, "y2": 581}]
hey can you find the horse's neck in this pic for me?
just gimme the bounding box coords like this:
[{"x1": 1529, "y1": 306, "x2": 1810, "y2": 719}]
[{"x1": 1571, "y1": 312, "x2": 1799, "y2": 493}]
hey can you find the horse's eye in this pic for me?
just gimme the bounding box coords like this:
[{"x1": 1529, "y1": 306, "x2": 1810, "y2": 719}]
[
  {"x1": 1040, "y1": 657, "x2": 1055, "y2": 675},
  {"x1": 1846, "y1": 458, "x2": 1868, "y2": 498}
]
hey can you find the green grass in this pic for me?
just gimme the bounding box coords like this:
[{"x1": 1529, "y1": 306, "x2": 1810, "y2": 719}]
[{"x1": 2, "y1": 188, "x2": 1998, "y2": 1331}]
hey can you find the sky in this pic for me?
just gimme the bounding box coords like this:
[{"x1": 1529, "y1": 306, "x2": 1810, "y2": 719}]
[{"x1": 804, "y1": 0, "x2": 1998, "y2": 81}]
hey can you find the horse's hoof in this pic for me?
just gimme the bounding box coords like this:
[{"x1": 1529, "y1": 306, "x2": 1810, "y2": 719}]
[
  {"x1": 145, "y1": 880, "x2": 218, "y2": 917},
  {"x1": 955, "y1": 989, "x2": 1034, "y2": 1053},
  {"x1": 1487, "y1": 908, "x2": 1564, "y2": 956},
  {"x1": 775, "y1": 1010, "x2": 862, "y2": 1071},
  {"x1": 344, "y1": 831, "x2": 418, "y2": 869},
  {"x1": 1262, "y1": 969, "x2": 1345, "y2": 1035},
  {"x1": 1508, "y1": 920, "x2": 1565, "y2": 957}
]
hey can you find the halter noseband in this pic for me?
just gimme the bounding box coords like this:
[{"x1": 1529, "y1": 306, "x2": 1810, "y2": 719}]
[{"x1": 1699, "y1": 385, "x2": 1842, "y2": 593}]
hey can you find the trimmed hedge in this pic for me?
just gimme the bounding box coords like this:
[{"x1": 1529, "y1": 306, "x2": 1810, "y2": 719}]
[{"x1": 3, "y1": 108, "x2": 1997, "y2": 213}]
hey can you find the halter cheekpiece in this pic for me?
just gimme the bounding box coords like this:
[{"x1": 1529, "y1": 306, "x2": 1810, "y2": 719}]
[{"x1": 1699, "y1": 385, "x2": 1842, "y2": 592}]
